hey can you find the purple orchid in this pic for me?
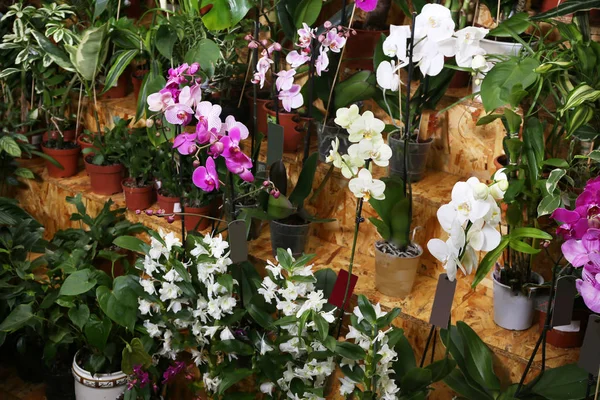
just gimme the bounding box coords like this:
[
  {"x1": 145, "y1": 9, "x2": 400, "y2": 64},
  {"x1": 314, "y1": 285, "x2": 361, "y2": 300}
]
[
  {"x1": 278, "y1": 84, "x2": 304, "y2": 112},
  {"x1": 323, "y1": 28, "x2": 347, "y2": 53},
  {"x1": 162, "y1": 361, "x2": 186, "y2": 385},
  {"x1": 173, "y1": 132, "x2": 198, "y2": 155},
  {"x1": 355, "y1": 0, "x2": 379, "y2": 12},
  {"x1": 147, "y1": 90, "x2": 174, "y2": 113},
  {"x1": 165, "y1": 103, "x2": 194, "y2": 126},
  {"x1": 192, "y1": 156, "x2": 219, "y2": 192},
  {"x1": 179, "y1": 84, "x2": 202, "y2": 108},
  {"x1": 552, "y1": 208, "x2": 589, "y2": 240},
  {"x1": 577, "y1": 264, "x2": 600, "y2": 312},
  {"x1": 561, "y1": 228, "x2": 600, "y2": 268},
  {"x1": 195, "y1": 101, "x2": 222, "y2": 132},
  {"x1": 315, "y1": 48, "x2": 329, "y2": 76},
  {"x1": 286, "y1": 50, "x2": 310, "y2": 68},
  {"x1": 297, "y1": 23, "x2": 315, "y2": 48},
  {"x1": 276, "y1": 69, "x2": 296, "y2": 92}
]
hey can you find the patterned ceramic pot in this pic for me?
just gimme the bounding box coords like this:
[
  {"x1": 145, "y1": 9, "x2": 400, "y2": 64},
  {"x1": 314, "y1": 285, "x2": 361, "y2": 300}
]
[{"x1": 72, "y1": 351, "x2": 127, "y2": 400}]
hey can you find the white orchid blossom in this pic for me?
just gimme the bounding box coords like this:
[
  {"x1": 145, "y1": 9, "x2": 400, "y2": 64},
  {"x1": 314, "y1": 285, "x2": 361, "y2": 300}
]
[
  {"x1": 347, "y1": 111, "x2": 385, "y2": 142},
  {"x1": 355, "y1": 138, "x2": 393, "y2": 167},
  {"x1": 454, "y1": 27, "x2": 488, "y2": 68},
  {"x1": 334, "y1": 104, "x2": 361, "y2": 129},
  {"x1": 413, "y1": 37, "x2": 456, "y2": 77},
  {"x1": 349, "y1": 169, "x2": 386, "y2": 201},
  {"x1": 490, "y1": 168, "x2": 509, "y2": 200},
  {"x1": 376, "y1": 60, "x2": 403, "y2": 91},
  {"x1": 383, "y1": 25, "x2": 410, "y2": 59},
  {"x1": 414, "y1": 3, "x2": 456, "y2": 41}
]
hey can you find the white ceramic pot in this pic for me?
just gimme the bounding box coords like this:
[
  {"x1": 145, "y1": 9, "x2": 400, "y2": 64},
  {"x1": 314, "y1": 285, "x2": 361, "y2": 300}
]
[
  {"x1": 493, "y1": 271, "x2": 544, "y2": 331},
  {"x1": 72, "y1": 352, "x2": 127, "y2": 400},
  {"x1": 473, "y1": 38, "x2": 524, "y2": 97}
]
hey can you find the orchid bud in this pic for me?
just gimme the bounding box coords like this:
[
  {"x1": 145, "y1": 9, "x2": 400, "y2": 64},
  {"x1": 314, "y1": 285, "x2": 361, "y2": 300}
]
[
  {"x1": 262, "y1": 180, "x2": 270, "y2": 187},
  {"x1": 338, "y1": 25, "x2": 343, "y2": 30},
  {"x1": 167, "y1": 215, "x2": 175, "y2": 224},
  {"x1": 155, "y1": 119, "x2": 162, "y2": 127},
  {"x1": 248, "y1": 41, "x2": 258, "y2": 49},
  {"x1": 157, "y1": 209, "x2": 165, "y2": 215},
  {"x1": 188, "y1": 144, "x2": 197, "y2": 153},
  {"x1": 273, "y1": 42, "x2": 282, "y2": 51},
  {"x1": 344, "y1": 32, "x2": 350, "y2": 38},
  {"x1": 318, "y1": 34, "x2": 325, "y2": 43},
  {"x1": 145, "y1": 119, "x2": 154, "y2": 128},
  {"x1": 272, "y1": 190, "x2": 280, "y2": 199},
  {"x1": 244, "y1": 34, "x2": 252, "y2": 41},
  {"x1": 471, "y1": 55, "x2": 487, "y2": 71},
  {"x1": 155, "y1": 132, "x2": 161, "y2": 137},
  {"x1": 261, "y1": 39, "x2": 268, "y2": 47},
  {"x1": 542, "y1": 240, "x2": 551, "y2": 248},
  {"x1": 193, "y1": 160, "x2": 201, "y2": 168},
  {"x1": 474, "y1": 78, "x2": 481, "y2": 86},
  {"x1": 146, "y1": 209, "x2": 154, "y2": 216},
  {"x1": 135, "y1": 209, "x2": 141, "y2": 215},
  {"x1": 472, "y1": 182, "x2": 489, "y2": 200},
  {"x1": 324, "y1": 21, "x2": 332, "y2": 29}
]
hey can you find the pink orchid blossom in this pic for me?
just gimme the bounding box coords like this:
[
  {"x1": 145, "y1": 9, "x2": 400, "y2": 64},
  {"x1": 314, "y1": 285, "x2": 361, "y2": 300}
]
[
  {"x1": 165, "y1": 103, "x2": 194, "y2": 125},
  {"x1": 179, "y1": 84, "x2": 202, "y2": 108},
  {"x1": 355, "y1": 0, "x2": 378, "y2": 12},
  {"x1": 577, "y1": 264, "x2": 600, "y2": 313},
  {"x1": 195, "y1": 101, "x2": 222, "y2": 132},
  {"x1": 192, "y1": 157, "x2": 220, "y2": 192},
  {"x1": 166, "y1": 63, "x2": 189, "y2": 87},
  {"x1": 286, "y1": 50, "x2": 310, "y2": 68},
  {"x1": 297, "y1": 23, "x2": 315, "y2": 48},
  {"x1": 552, "y1": 208, "x2": 590, "y2": 240},
  {"x1": 147, "y1": 91, "x2": 174, "y2": 112},
  {"x1": 279, "y1": 84, "x2": 304, "y2": 112},
  {"x1": 561, "y1": 228, "x2": 600, "y2": 268},
  {"x1": 323, "y1": 29, "x2": 346, "y2": 53},
  {"x1": 173, "y1": 133, "x2": 198, "y2": 155},
  {"x1": 315, "y1": 49, "x2": 329, "y2": 76},
  {"x1": 188, "y1": 62, "x2": 200, "y2": 75},
  {"x1": 276, "y1": 69, "x2": 296, "y2": 92}
]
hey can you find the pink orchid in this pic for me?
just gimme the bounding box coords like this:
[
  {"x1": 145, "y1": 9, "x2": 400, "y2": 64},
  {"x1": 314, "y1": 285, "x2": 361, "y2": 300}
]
[
  {"x1": 196, "y1": 124, "x2": 219, "y2": 145},
  {"x1": 315, "y1": 49, "x2": 329, "y2": 76},
  {"x1": 166, "y1": 63, "x2": 189, "y2": 87},
  {"x1": 278, "y1": 84, "x2": 304, "y2": 112},
  {"x1": 286, "y1": 50, "x2": 310, "y2": 68},
  {"x1": 192, "y1": 157, "x2": 220, "y2": 192},
  {"x1": 221, "y1": 116, "x2": 249, "y2": 140},
  {"x1": 276, "y1": 69, "x2": 296, "y2": 92},
  {"x1": 147, "y1": 91, "x2": 174, "y2": 112},
  {"x1": 179, "y1": 84, "x2": 202, "y2": 108},
  {"x1": 576, "y1": 264, "x2": 600, "y2": 313},
  {"x1": 323, "y1": 29, "x2": 346, "y2": 53},
  {"x1": 195, "y1": 101, "x2": 222, "y2": 132},
  {"x1": 225, "y1": 155, "x2": 254, "y2": 182},
  {"x1": 220, "y1": 125, "x2": 245, "y2": 159},
  {"x1": 173, "y1": 133, "x2": 198, "y2": 155},
  {"x1": 188, "y1": 62, "x2": 200, "y2": 75},
  {"x1": 297, "y1": 23, "x2": 315, "y2": 48},
  {"x1": 355, "y1": 0, "x2": 378, "y2": 12},
  {"x1": 165, "y1": 103, "x2": 193, "y2": 125}
]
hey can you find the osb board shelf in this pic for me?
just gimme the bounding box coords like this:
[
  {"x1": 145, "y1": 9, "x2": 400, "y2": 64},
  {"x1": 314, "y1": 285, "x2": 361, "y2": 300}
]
[{"x1": 13, "y1": 166, "x2": 579, "y2": 400}]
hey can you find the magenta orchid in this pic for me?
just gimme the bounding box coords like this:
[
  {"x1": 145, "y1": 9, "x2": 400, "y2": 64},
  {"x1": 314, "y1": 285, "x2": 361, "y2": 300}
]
[
  {"x1": 147, "y1": 63, "x2": 254, "y2": 192},
  {"x1": 553, "y1": 177, "x2": 600, "y2": 312},
  {"x1": 355, "y1": 0, "x2": 379, "y2": 12}
]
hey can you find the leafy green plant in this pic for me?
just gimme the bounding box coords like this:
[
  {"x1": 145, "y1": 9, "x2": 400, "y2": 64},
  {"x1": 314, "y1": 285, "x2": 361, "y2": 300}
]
[
  {"x1": 83, "y1": 117, "x2": 129, "y2": 166},
  {"x1": 153, "y1": 141, "x2": 182, "y2": 198},
  {"x1": 368, "y1": 175, "x2": 411, "y2": 250},
  {"x1": 120, "y1": 127, "x2": 156, "y2": 187},
  {"x1": 441, "y1": 321, "x2": 589, "y2": 400}
]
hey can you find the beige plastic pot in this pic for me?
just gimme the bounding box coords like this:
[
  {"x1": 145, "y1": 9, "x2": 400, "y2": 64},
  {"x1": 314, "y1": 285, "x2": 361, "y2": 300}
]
[
  {"x1": 72, "y1": 351, "x2": 127, "y2": 400},
  {"x1": 375, "y1": 241, "x2": 423, "y2": 298}
]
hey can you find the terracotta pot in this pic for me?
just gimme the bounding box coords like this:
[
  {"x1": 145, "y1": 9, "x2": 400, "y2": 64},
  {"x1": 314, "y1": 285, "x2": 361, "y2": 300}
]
[
  {"x1": 85, "y1": 159, "x2": 123, "y2": 195},
  {"x1": 184, "y1": 203, "x2": 214, "y2": 232},
  {"x1": 374, "y1": 241, "x2": 423, "y2": 298},
  {"x1": 132, "y1": 70, "x2": 149, "y2": 101},
  {"x1": 122, "y1": 179, "x2": 155, "y2": 211},
  {"x1": 264, "y1": 102, "x2": 300, "y2": 151},
  {"x1": 157, "y1": 192, "x2": 181, "y2": 220},
  {"x1": 493, "y1": 154, "x2": 508, "y2": 171},
  {"x1": 42, "y1": 144, "x2": 81, "y2": 178},
  {"x1": 100, "y1": 74, "x2": 129, "y2": 100},
  {"x1": 538, "y1": 308, "x2": 588, "y2": 348},
  {"x1": 245, "y1": 91, "x2": 271, "y2": 136},
  {"x1": 343, "y1": 27, "x2": 388, "y2": 70},
  {"x1": 44, "y1": 129, "x2": 77, "y2": 142}
]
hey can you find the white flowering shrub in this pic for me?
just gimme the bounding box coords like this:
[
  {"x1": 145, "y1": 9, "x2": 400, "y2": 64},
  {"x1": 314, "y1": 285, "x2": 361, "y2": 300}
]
[
  {"x1": 134, "y1": 229, "x2": 253, "y2": 397},
  {"x1": 252, "y1": 248, "x2": 337, "y2": 400}
]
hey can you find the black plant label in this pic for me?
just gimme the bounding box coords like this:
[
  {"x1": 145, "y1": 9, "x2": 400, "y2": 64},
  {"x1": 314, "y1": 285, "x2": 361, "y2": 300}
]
[
  {"x1": 267, "y1": 123, "x2": 284, "y2": 167},
  {"x1": 228, "y1": 220, "x2": 248, "y2": 264},
  {"x1": 429, "y1": 273, "x2": 456, "y2": 328}
]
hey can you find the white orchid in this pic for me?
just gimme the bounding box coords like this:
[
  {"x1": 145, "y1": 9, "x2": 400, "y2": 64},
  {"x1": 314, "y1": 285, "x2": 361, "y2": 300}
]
[
  {"x1": 427, "y1": 219, "x2": 466, "y2": 281},
  {"x1": 412, "y1": 37, "x2": 456, "y2": 77},
  {"x1": 467, "y1": 219, "x2": 501, "y2": 252},
  {"x1": 340, "y1": 153, "x2": 363, "y2": 179},
  {"x1": 347, "y1": 111, "x2": 385, "y2": 142},
  {"x1": 325, "y1": 137, "x2": 343, "y2": 167},
  {"x1": 414, "y1": 3, "x2": 455, "y2": 42},
  {"x1": 454, "y1": 27, "x2": 488, "y2": 68},
  {"x1": 376, "y1": 60, "x2": 402, "y2": 92},
  {"x1": 490, "y1": 168, "x2": 509, "y2": 200},
  {"x1": 355, "y1": 138, "x2": 393, "y2": 167},
  {"x1": 349, "y1": 169, "x2": 386, "y2": 201},
  {"x1": 334, "y1": 104, "x2": 361, "y2": 129},
  {"x1": 383, "y1": 25, "x2": 410, "y2": 59}
]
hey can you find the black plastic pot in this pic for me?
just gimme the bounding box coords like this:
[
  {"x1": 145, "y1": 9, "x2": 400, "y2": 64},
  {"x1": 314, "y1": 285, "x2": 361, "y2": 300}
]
[
  {"x1": 44, "y1": 365, "x2": 75, "y2": 400},
  {"x1": 388, "y1": 134, "x2": 433, "y2": 182},
  {"x1": 317, "y1": 122, "x2": 350, "y2": 163},
  {"x1": 14, "y1": 336, "x2": 44, "y2": 383},
  {"x1": 269, "y1": 217, "x2": 311, "y2": 257}
]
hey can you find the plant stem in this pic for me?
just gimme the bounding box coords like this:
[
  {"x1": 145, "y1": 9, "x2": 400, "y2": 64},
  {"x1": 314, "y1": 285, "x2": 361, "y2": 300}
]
[
  {"x1": 302, "y1": 37, "x2": 319, "y2": 164},
  {"x1": 251, "y1": 2, "x2": 260, "y2": 175}
]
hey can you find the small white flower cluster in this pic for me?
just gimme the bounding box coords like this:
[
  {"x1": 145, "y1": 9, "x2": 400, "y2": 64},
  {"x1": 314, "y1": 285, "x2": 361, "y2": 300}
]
[
  {"x1": 326, "y1": 105, "x2": 390, "y2": 201},
  {"x1": 427, "y1": 171, "x2": 508, "y2": 280},
  {"x1": 258, "y1": 249, "x2": 336, "y2": 400},
  {"x1": 136, "y1": 229, "x2": 237, "y2": 393},
  {"x1": 339, "y1": 304, "x2": 400, "y2": 400}
]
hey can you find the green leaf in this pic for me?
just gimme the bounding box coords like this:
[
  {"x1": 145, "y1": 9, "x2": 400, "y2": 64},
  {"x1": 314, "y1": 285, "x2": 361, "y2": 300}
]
[
  {"x1": 289, "y1": 152, "x2": 319, "y2": 207},
  {"x1": 335, "y1": 341, "x2": 366, "y2": 360},
  {"x1": 293, "y1": 0, "x2": 322, "y2": 28},
  {"x1": 444, "y1": 368, "x2": 495, "y2": 400},
  {"x1": 530, "y1": 364, "x2": 589, "y2": 400},
  {"x1": 537, "y1": 194, "x2": 562, "y2": 217},
  {"x1": 184, "y1": 38, "x2": 221, "y2": 78},
  {"x1": 559, "y1": 84, "x2": 600, "y2": 115},
  {"x1": 246, "y1": 303, "x2": 274, "y2": 329},
  {"x1": 121, "y1": 338, "x2": 152, "y2": 375},
  {"x1": 31, "y1": 31, "x2": 75, "y2": 72},
  {"x1": 14, "y1": 168, "x2": 34, "y2": 179},
  {"x1": 392, "y1": 331, "x2": 417, "y2": 379},
  {"x1": 543, "y1": 158, "x2": 569, "y2": 168},
  {"x1": 200, "y1": 0, "x2": 252, "y2": 31},
  {"x1": 101, "y1": 49, "x2": 138, "y2": 95},
  {"x1": 456, "y1": 321, "x2": 500, "y2": 392},
  {"x1": 93, "y1": 0, "x2": 109, "y2": 19},
  {"x1": 480, "y1": 58, "x2": 540, "y2": 112},
  {"x1": 532, "y1": 0, "x2": 600, "y2": 20},
  {"x1": 509, "y1": 240, "x2": 541, "y2": 255},
  {"x1": 425, "y1": 357, "x2": 457, "y2": 383},
  {"x1": 357, "y1": 295, "x2": 376, "y2": 324},
  {"x1": 312, "y1": 310, "x2": 329, "y2": 341},
  {"x1": 68, "y1": 304, "x2": 90, "y2": 330},
  {"x1": 70, "y1": 24, "x2": 108, "y2": 82},
  {"x1": 315, "y1": 268, "x2": 337, "y2": 300},
  {"x1": 217, "y1": 368, "x2": 253, "y2": 395},
  {"x1": 113, "y1": 235, "x2": 147, "y2": 253},
  {"x1": 509, "y1": 227, "x2": 553, "y2": 240},
  {"x1": 472, "y1": 237, "x2": 509, "y2": 288},
  {"x1": 212, "y1": 339, "x2": 254, "y2": 356},
  {"x1": 96, "y1": 275, "x2": 140, "y2": 331},
  {"x1": 0, "y1": 136, "x2": 22, "y2": 158},
  {"x1": 0, "y1": 303, "x2": 34, "y2": 332},
  {"x1": 334, "y1": 71, "x2": 377, "y2": 109},
  {"x1": 60, "y1": 269, "x2": 97, "y2": 296},
  {"x1": 267, "y1": 194, "x2": 295, "y2": 219},
  {"x1": 217, "y1": 274, "x2": 234, "y2": 293},
  {"x1": 84, "y1": 315, "x2": 111, "y2": 352},
  {"x1": 155, "y1": 25, "x2": 177, "y2": 60},
  {"x1": 489, "y1": 12, "x2": 530, "y2": 37},
  {"x1": 401, "y1": 368, "x2": 432, "y2": 393},
  {"x1": 546, "y1": 168, "x2": 566, "y2": 194}
]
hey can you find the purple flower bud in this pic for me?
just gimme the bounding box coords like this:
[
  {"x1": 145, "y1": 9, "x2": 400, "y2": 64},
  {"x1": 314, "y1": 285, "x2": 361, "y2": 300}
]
[
  {"x1": 188, "y1": 144, "x2": 197, "y2": 154},
  {"x1": 345, "y1": 32, "x2": 351, "y2": 38},
  {"x1": 167, "y1": 216, "x2": 175, "y2": 224},
  {"x1": 135, "y1": 209, "x2": 141, "y2": 215},
  {"x1": 273, "y1": 42, "x2": 282, "y2": 51},
  {"x1": 318, "y1": 34, "x2": 325, "y2": 43},
  {"x1": 157, "y1": 209, "x2": 165, "y2": 215},
  {"x1": 338, "y1": 25, "x2": 343, "y2": 30},
  {"x1": 146, "y1": 209, "x2": 154, "y2": 216},
  {"x1": 193, "y1": 160, "x2": 201, "y2": 168},
  {"x1": 248, "y1": 41, "x2": 258, "y2": 49},
  {"x1": 542, "y1": 240, "x2": 551, "y2": 248},
  {"x1": 324, "y1": 21, "x2": 332, "y2": 28},
  {"x1": 261, "y1": 39, "x2": 268, "y2": 47},
  {"x1": 272, "y1": 190, "x2": 280, "y2": 199},
  {"x1": 244, "y1": 34, "x2": 253, "y2": 41},
  {"x1": 262, "y1": 180, "x2": 270, "y2": 187}
]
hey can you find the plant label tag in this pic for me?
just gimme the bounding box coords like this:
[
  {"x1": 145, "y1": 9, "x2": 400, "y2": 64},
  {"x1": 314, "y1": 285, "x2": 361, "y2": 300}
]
[
  {"x1": 256, "y1": 161, "x2": 268, "y2": 181},
  {"x1": 228, "y1": 220, "x2": 248, "y2": 264},
  {"x1": 429, "y1": 273, "x2": 456, "y2": 328},
  {"x1": 155, "y1": 180, "x2": 162, "y2": 190},
  {"x1": 578, "y1": 314, "x2": 600, "y2": 376},
  {"x1": 267, "y1": 123, "x2": 284, "y2": 166},
  {"x1": 328, "y1": 269, "x2": 358, "y2": 309},
  {"x1": 551, "y1": 276, "x2": 577, "y2": 327},
  {"x1": 173, "y1": 203, "x2": 182, "y2": 213}
]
